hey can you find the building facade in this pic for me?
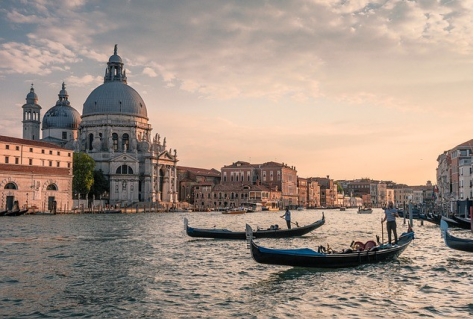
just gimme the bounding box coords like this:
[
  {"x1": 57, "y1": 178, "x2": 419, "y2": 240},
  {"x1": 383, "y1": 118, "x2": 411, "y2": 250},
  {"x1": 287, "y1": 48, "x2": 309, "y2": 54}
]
[
  {"x1": 0, "y1": 135, "x2": 73, "y2": 212},
  {"x1": 20, "y1": 45, "x2": 179, "y2": 207}
]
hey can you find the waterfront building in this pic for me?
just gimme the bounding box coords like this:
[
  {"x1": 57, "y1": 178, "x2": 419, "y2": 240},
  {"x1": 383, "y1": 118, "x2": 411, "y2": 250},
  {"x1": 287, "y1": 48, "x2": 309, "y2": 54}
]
[
  {"x1": 306, "y1": 178, "x2": 321, "y2": 208},
  {"x1": 297, "y1": 177, "x2": 308, "y2": 207},
  {"x1": 0, "y1": 135, "x2": 73, "y2": 212},
  {"x1": 436, "y1": 139, "x2": 473, "y2": 213},
  {"x1": 177, "y1": 166, "x2": 221, "y2": 207},
  {"x1": 312, "y1": 176, "x2": 337, "y2": 207},
  {"x1": 220, "y1": 161, "x2": 298, "y2": 209}
]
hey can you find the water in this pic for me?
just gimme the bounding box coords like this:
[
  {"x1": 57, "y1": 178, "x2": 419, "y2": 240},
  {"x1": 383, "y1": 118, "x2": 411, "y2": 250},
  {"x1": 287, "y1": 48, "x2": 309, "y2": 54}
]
[{"x1": 0, "y1": 209, "x2": 472, "y2": 318}]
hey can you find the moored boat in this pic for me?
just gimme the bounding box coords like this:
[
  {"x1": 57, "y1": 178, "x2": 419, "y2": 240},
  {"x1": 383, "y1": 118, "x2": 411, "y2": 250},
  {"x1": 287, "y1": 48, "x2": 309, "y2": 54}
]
[
  {"x1": 357, "y1": 207, "x2": 373, "y2": 214},
  {"x1": 184, "y1": 213, "x2": 325, "y2": 240},
  {"x1": 4, "y1": 209, "x2": 29, "y2": 216},
  {"x1": 440, "y1": 220, "x2": 473, "y2": 252},
  {"x1": 245, "y1": 226, "x2": 415, "y2": 268},
  {"x1": 222, "y1": 207, "x2": 247, "y2": 214}
]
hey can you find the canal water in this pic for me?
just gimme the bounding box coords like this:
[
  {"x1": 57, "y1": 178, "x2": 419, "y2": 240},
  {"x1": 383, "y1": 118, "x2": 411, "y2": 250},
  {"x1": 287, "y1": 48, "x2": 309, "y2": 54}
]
[{"x1": 0, "y1": 208, "x2": 472, "y2": 318}]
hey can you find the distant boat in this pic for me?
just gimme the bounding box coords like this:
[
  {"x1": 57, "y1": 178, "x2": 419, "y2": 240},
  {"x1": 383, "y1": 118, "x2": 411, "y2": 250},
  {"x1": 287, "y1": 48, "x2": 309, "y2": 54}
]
[
  {"x1": 357, "y1": 207, "x2": 372, "y2": 214},
  {"x1": 4, "y1": 209, "x2": 29, "y2": 216},
  {"x1": 340, "y1": 207, "x2": 346, "y2": 211},
  {"x1": 222, "y1": 207, "x2": 247, "y2": 215}
]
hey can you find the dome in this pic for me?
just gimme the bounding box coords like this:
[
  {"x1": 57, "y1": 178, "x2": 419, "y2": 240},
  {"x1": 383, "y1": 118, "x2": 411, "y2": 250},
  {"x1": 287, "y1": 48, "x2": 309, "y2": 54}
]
[
  {"x1": 42, "y1": 105, "x2": 81, "y2": 129},
  {"x1": 109, "y1": 54, "x2": 123, "y2": 63},
  {"x1": 27, "y1": 89, "x2": 38, "y2": 101},
  {"x1": 42, "y1": 82, "x2": 81, "y2": 129},
  {"x1": 82, "y1": 81, "x2": 148, "y2": 119}
]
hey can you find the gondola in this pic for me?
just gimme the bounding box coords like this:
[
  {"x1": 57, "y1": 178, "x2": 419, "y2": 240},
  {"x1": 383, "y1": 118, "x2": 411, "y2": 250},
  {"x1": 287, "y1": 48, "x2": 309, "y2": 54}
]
[
  {"x1": 4, "y1": 209, "x2": 29, "y2": 216},
  {"x1": 245, "y1": 225, "x2": 415, "y2": 268},
  {"x1": 452, "y1": 215, "x2": 472, "y2": 230},
  {"x1": 440, "y1": 220, "x2": 473, "y2": 252},
  {"x1": 420, "y1": 213, "x2": 441, "y2": 225},
  {"x1": 184, "y1": 213, "x2": 325, "y2": 240}
]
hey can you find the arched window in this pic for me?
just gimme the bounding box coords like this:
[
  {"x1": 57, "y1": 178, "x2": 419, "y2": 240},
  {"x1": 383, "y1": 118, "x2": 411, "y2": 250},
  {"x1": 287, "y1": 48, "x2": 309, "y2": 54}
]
[
  {"x1": 46, "y1": 184, "x2": 57, "y2": 191},
  {"x1": 88, "y1": 133, "x2": 94, "y2": 151},
  {"x1": 122, "y1": 133, "x2": 129, "y2": 151},
  {"x1": 4, "y1": 182, "x2": 17, "y2": 190},
  {"x1": 112, "y1": 133, "x2": 118, "y2": 151},
  {"x1": 116, "y1": 165, "x2": 133, "y2": 174}
]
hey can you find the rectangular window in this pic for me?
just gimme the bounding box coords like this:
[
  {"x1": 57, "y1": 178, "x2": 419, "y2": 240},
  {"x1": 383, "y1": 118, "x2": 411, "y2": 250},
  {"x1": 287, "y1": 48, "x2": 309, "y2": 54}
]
[
  {"x1": 30, "y1": 148, "x2": 33, "y2": 152},
  {"x1": 62, "y1": 132, "x2": 67, "y2": 140},
  {"x1": 41, "y1": 149, "x2": 45, "y2": 154},
  {"x1": 49, "y1": 150, "x2": 53, "y2": 155},
  {"x1": 15, "y1": 158, "x2": 19, "y2": 164},
  {"x1": 29, "y1": 159, "x2": 33, "y2": 165},
  {"x1": 67, "y1": 163, "x2": 71, "y2": 168},
  {"x1": 57, "y1": 162, "x2": 60, "y2": 167},
  {"x1": 5, "y1": 157, "x2": 9, "y2": 164},
  {"x1": 15, "y1": 146, "x2": 19, "y2": 151},
  {"x1": 5, "y1": 145, "x2": 9, "y2": 150},
  {"x1": 49, "y1": 161, "x2": 52, "y2": 167},
  {"x1": 57, "y1": 151, "x2": 60, "y2": 156}
]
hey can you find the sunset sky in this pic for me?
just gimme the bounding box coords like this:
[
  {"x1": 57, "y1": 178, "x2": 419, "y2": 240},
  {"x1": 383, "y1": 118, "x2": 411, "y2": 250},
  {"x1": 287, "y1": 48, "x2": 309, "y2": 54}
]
[{"x1": 0, "y1": 0, "x2": 472, "y2": 185}]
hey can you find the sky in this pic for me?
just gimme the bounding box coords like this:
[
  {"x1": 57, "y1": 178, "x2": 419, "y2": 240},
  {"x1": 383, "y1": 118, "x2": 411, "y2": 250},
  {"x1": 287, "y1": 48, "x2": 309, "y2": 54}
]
[{"x1": 0, "y1": 0, "x2": 472, "y2": 186}]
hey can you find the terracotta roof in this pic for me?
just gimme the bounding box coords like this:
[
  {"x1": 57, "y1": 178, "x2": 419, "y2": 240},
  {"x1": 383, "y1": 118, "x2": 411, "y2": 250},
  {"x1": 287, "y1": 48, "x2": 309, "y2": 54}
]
[
  {"x1": 0, "y1": 164, "x2": 71, "y2": 176},
  {"x1": 177, "y1": 166, "x2": 220, "y2": 176},
  {"x1": 0, "y1": 135, "x2": 66, "y2": 150}
]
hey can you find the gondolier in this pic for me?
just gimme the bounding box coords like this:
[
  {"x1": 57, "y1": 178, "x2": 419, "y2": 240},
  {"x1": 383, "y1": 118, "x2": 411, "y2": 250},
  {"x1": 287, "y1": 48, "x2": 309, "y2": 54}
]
[
  {"x1": 282, "y1": 208, "x2": 292, "y2": 229},
  {"x1": 382, "y1": 201, "x2": 398, "y2": 245}
]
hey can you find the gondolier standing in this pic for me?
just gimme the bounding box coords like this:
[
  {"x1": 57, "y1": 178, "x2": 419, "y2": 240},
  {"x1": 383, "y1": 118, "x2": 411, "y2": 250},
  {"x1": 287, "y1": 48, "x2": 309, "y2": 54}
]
[
  {"x1": 382, "y1": 201, "x2": 398, "y2": 245},
  {"x1": 282, "y1": 207, "x2": 292, "y2": 229}
]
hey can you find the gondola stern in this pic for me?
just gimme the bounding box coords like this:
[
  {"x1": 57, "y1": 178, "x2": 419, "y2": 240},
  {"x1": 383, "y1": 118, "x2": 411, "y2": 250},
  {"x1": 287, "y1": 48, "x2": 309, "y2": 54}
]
[{"x1": 246, "y1": 224, "x2": 254, "y2": 249}]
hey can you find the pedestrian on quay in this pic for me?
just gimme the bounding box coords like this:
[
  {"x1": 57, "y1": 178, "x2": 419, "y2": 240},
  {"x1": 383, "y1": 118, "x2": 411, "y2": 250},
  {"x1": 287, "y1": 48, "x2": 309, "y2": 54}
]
[
  {"x1": 281, "y1": 207, "x2": 292, "y2": 229},
  {"x1": 381, "y1": 201, "x2": 399, "y2": 245}
]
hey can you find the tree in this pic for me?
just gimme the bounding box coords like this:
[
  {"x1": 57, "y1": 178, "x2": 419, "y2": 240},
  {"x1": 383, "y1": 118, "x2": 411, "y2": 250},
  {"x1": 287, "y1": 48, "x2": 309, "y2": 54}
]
[
  {"x1": 89, "y1": 169, "x2": 109, "y2": 199},
  {"x1": 73, "y1": 152, "x2": 95, "y2": 199}
]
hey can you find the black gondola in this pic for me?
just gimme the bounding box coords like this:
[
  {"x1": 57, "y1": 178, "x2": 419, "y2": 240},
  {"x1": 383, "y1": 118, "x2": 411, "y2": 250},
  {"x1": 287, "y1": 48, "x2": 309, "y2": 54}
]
[
  {"x1": 4, "y1": 209, "x2": 29, "y2": 216},
  {"x1": 184, "y1": 213, "x2": 325, "y2": 240},
  {"x1": 451, "y1": 215, "x2": 472, "y2": 230},
  {"x1": 440, "y1": 220, "x2": 473, "y2": 253},
  {"x1": 245, "y1": 225, "x2": 415, "y2": 268}
]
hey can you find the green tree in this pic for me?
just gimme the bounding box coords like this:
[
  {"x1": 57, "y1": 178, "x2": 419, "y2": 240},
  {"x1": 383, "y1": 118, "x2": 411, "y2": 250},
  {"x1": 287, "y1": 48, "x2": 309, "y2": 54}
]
[
  {"x1": 73, "y1": 152, "x2": 95, "y2": 199},
  {"x1": 89, "y1": 169, "x2": 109, "y2": 199}
]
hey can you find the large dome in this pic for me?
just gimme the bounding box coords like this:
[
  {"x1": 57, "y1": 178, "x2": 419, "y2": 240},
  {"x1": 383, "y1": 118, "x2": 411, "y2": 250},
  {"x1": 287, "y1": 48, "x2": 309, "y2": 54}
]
[
  {"x1": 82, "y1": 81, "x2": 148, "y2": 119},
  {"x1": 42, "y1": 105, "x2": 81, "y2": 129}
]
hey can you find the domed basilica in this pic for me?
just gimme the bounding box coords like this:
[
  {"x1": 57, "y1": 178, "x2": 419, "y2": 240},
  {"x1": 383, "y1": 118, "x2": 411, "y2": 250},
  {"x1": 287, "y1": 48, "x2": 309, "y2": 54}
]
[{"x1": 21, "y1": 45, "x2": 178, "y2": 206}]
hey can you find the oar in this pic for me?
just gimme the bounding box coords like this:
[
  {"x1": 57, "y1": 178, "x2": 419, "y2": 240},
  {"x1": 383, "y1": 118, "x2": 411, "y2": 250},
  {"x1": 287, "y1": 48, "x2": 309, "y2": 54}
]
[
  {"x1": 381, "y1": 217, "x2": 385, "y2": 244},
  {"x1": 280, "y1": 216, "x2": 299, "y2": 227}
]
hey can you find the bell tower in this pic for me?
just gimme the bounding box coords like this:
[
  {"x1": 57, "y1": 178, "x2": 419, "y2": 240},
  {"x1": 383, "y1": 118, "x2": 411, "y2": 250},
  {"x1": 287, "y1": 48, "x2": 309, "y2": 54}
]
[{"x1": 22, "y1": 84, "x2": 42, "y2": 140}]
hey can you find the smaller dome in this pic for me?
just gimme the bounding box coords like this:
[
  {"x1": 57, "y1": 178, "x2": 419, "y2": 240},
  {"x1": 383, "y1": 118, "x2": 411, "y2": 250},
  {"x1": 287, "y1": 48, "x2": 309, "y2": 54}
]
[
  {"x1": 27, "y1": 89, "x2": 38, "y2": 100},
  {"x1": 109, "y1": 44, "x2": 123, "y2": 63},
  {"x1": 109, "y1": 54, "x2": 123, "y2": 63},
  {"x1": 42, "y1": 105, "x2": 81, "y2": 130}
]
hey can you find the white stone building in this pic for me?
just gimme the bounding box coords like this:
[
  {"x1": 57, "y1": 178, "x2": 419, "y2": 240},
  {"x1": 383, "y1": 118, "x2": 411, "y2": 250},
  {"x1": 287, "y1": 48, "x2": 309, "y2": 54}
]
[
  {"x1": 20, "y1": 45, "x2": 179, "y2": 207},
  {"x1": 76, "y1": 45, "x2": 178, "y2": 206}
]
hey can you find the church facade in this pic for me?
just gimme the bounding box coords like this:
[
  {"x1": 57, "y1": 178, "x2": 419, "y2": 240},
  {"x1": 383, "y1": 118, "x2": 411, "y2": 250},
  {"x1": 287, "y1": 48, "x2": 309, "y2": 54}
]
[{"x1": 21, "y1": 45, "x2": 179, "y2": 207}]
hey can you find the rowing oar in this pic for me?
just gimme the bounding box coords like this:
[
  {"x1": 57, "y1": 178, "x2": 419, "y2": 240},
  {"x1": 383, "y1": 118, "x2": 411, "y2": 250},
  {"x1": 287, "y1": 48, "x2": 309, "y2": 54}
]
[
  {"x1": 280, "y1": 216, "x2": 299, "y2": 227},
  {"x1": 381, "y1": 217, "x2": 384, "y2": 244}
]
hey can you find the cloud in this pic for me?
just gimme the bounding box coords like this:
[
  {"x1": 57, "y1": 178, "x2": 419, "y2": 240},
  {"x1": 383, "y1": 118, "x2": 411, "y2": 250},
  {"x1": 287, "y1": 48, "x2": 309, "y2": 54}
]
[{"x1": 142, "y1": 67, "x2": 158, "y2": 78}]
